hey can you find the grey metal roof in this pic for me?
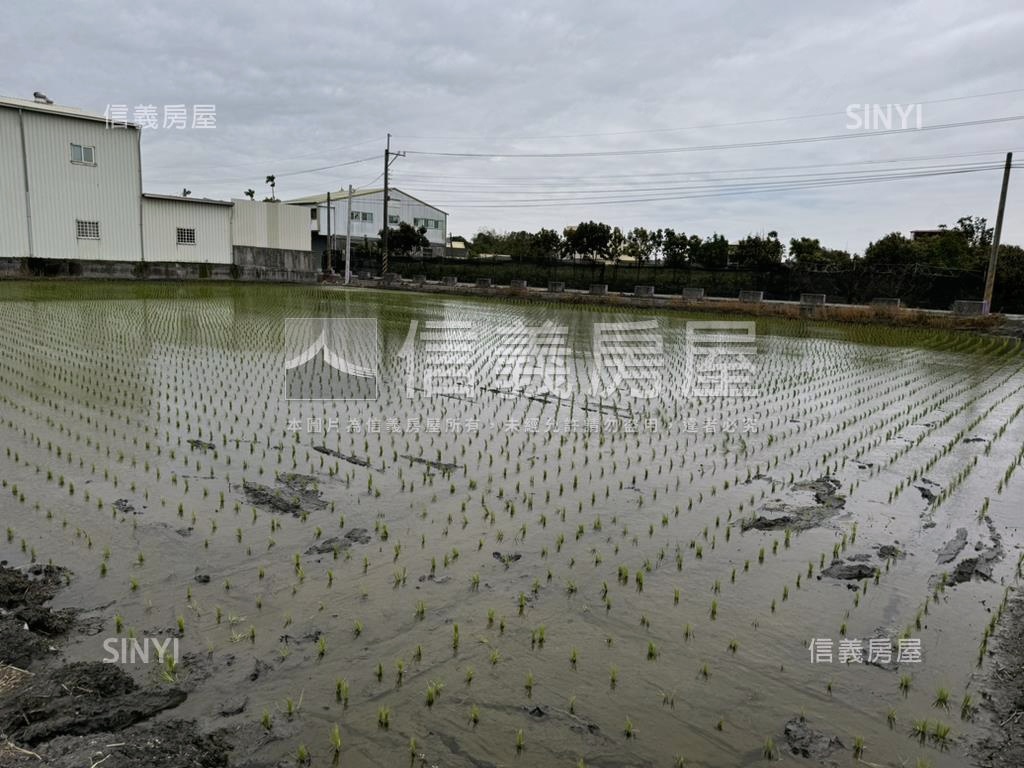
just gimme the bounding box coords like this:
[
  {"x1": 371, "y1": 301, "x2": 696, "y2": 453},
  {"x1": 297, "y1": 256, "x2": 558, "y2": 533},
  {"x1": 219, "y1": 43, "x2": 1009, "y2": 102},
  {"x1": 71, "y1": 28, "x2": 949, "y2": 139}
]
[
  {"x1": 142, "y1": 193, "x2": 233, "y2": 207},
  {"x1": 0, "y1": 95, "x2": 138, "y2": 128}
]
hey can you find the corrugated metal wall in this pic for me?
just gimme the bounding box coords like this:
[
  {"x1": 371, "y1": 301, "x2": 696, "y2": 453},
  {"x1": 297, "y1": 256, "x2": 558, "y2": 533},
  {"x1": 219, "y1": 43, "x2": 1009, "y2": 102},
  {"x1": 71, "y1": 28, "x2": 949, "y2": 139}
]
[
  {"x1": 231, "y1": 199, "x2": 310, "y2": 251},
  {"x1": 20, "y1": 111, "x2": 142, "y2": 261},
  {"x1": 142, "y1": 198, "x2": 233, "y2": 264},
  {"x1": 0, "y1": 110, "x2": 30, "y2": 258}
]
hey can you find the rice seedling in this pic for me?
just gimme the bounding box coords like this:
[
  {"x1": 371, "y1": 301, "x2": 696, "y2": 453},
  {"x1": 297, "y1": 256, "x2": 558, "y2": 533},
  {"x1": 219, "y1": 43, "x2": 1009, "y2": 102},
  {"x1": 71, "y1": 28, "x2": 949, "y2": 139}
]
[
  {"x1": 377, "y1": 706, "x2": 390, "y2": 729},
  {"x1": 899, "y1": 674, "x2": 912, "y2": 696},
  {"x1": 515, "y1": 728, "x2": 525, "y2": 752},
  {"x1": 960, "y1": 693, "x2": 974, "y2": 720},
  {"x1": 762, "y1": 736, "x2": 776, "y2": 759},
  {"x1": 328, "y1": 723, "x2": 342, "y2": 758},
  {"x1": 911, "y1": 719, "x2": 928, "y2": 744},
  {"x1": 933, "y1": 686, "x2": 951, "y2": 711},
  {"x1": 931, "y1": 721, "x2": 951, "y2": 749}
]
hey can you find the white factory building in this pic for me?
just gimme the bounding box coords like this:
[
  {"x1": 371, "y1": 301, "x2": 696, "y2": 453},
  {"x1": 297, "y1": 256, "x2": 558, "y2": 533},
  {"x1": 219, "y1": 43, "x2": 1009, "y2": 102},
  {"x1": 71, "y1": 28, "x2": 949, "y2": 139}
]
[
  {"x1": 0, "y1": 94, "x2": 314, "y2": 278},
  {"x1": 288, "y1": 188, "x2": 448, "y2": 251}
]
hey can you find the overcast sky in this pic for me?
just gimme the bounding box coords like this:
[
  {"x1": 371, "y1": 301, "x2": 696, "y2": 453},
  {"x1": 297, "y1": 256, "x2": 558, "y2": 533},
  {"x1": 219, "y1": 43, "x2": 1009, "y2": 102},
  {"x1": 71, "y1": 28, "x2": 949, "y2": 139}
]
[{"x1": 3, "y1": 0, "x2": 1023, "y2": 252}]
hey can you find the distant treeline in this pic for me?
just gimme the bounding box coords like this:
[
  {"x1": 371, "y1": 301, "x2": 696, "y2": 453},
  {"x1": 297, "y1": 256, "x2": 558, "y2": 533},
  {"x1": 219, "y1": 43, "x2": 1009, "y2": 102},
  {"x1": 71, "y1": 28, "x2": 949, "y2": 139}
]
[{"x1": 341, "y1": 215, "x2": 1023, "y2": 313}]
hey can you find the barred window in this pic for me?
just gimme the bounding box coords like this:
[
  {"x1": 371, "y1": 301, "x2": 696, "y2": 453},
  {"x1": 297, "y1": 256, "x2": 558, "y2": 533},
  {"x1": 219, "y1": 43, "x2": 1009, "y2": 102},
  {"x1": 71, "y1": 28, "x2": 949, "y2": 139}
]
[
  {"x1": 76, "y1": 220, "x2": 100, "y2": 239},
  {"x1": 176, "y1": 227, "x2": 196, "y2": 245}
]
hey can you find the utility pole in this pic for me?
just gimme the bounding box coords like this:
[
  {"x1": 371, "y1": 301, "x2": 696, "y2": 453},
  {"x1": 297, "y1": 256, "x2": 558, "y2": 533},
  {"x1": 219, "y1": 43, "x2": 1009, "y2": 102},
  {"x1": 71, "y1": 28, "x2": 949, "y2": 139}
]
[
  {"x1": 983, "y1": 151, "x2": 1013, "y2": 313},
  {"x1": 326, "y1": 191, "x2": 332, "y2": 274},
  {"x1": 382, "y1": 133, "x2": 390, "y2": 275},
  {"x1": 381, "y1": 133, "x2": 405, "y2": 275},
  {"x1": 345, "y1": 184, "x2": 353, "y2": 285}
]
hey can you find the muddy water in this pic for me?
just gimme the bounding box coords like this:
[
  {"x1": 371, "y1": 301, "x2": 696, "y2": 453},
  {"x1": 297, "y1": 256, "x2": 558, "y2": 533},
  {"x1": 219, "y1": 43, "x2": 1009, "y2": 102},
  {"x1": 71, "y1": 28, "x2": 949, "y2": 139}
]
[{"x1": 1, "y1": 281, "x2": 1022, "y2": 767}]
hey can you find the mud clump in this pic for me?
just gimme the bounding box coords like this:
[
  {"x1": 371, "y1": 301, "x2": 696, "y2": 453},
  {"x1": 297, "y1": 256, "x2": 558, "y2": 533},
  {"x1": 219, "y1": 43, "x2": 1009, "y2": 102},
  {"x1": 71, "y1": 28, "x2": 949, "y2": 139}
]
[
  {"x1": 742, "y1": 475, "x2": 846, "y2": 532},
  {"x1": 0, "y1": 662, "x2": 186, "y2": 745},
  {"x1": 314, "y1": 445, "x2": 371, "y2": 467},
  {"x1": 25, "y1": 719, "x2": 229, "y2": 768},
  {"x1": 306, "y1": 528, "x2": 371, "y2": 555},
  {"x1": 0, "y1": 563, "x2": 73, "y2": 668},
  {"x1": 937, "y1": 528, "x2": 969, "y2": 564},
  {"x1": 493, "y1": 551, "x2": 523, "y2": 566},
  {"x1": 820, "y1": 559, "x2": 877, "y2": 580},
  {"x1": 784, "y1": 715, "x2": 845, "y2": 758},
  {"x1": 188, "y1": 438, "x2": 216, "y2": 451},
  {"x1": 242, "y1": 472, "x2": 326, "y2": 516},
  {"x1": 400, "y1": 454, "x2": 462, "y2": 473}
]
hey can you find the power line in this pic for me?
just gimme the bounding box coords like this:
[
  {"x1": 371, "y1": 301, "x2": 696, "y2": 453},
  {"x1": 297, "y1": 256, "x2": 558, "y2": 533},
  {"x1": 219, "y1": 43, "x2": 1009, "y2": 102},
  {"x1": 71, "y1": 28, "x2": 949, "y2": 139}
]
[
  {"x1": 391, "y1": 87, "x2": 1024, "y2": 141},
  {"x1": 146, "y1": 154, "x2": 378, "y2": 185},
  {"x1": 144, "y1": 136, "x2": 379, "y2": 174},
  {"x1": 392, "y1": 150, "x2": 1018, "y2": 185},
  {"x1": 393, "y1": 160, "x2": 1015, "y2": 196},
  {"x1": 402, "y1": 115, "x2": 1024, "y2": 159},
  {"x1": 412, "y1": 164, "x2": 1017, "y2": 208}
]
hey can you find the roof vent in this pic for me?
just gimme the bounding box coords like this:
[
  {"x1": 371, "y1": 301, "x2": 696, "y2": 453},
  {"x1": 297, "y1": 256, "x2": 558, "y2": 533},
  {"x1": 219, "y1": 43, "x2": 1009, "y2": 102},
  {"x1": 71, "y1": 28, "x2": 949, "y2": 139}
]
[{"x1": 32, "y1": 91, "x2": 53, "y2": 105}]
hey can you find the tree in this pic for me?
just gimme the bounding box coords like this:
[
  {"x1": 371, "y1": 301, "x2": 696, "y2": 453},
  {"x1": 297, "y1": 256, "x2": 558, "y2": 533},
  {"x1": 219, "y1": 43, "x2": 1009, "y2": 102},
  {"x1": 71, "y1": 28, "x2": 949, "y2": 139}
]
[
  {"x1": 380, "y1": 222, "x2": 428, "y2": 256},
  {"x1": 662, "y1": 228, "x2": 690, "y2": 267},
  {"x1": 243, "y1": 189, "x2": 255, "y2": 200},
  {"x1": 563, "y1": 221, "x2": 613, "y2": 260},
  {"x1": 863, "y1": 232, "x2": 916, "y2": 266},
  {"x1": 697, "y1": 234, "x2": 729, "y2": 268},
  {"x1": 533, "y1": 228, "x2": 562, "y2": 262},
  {"x1": 734, "y1": 232, "x2": 784, "y2": 268},
  {"x1": 954, "y1": 216, "x2": 992, "y2": 252},
  {"x1": 789, "y1": 237, "x2": 852, "y2": 268},
  {"x1": 624, "y1": 227, "x2": 662, "y2": 263},
  {"x1": 265, "y1": 175, "x2": 276, "y2": 201}
]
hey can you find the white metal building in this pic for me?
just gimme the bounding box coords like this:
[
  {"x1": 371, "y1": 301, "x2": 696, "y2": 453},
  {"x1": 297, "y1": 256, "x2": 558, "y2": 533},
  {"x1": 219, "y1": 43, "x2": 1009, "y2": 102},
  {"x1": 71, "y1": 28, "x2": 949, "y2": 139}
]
[
  {"x1": 0, "y1": 94, "x2": 143, "y2": 261},
  {"x1": 142, "y1": 194, "x2": 233, "y2": 264},
  {"x1": 287, "y1": 188, "x2": 448, "y2": 247}
]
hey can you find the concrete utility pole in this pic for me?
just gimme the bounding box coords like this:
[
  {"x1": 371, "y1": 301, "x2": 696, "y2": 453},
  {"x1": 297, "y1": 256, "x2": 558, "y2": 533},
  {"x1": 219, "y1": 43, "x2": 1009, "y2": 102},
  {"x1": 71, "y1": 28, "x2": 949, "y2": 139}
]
[
  {"x1": 326, "y1": 190, "x2": 332, "y2": 273},
  {"x1": 381, "y1": 133, "x2": 406, "y2": 276},
  {"x1": 382, "y1": 133, "x2": 390, "y2": 275},
  {"x1": 345, "y1": 184, "x2": 353, "y2": 285},
  {"x1": 983, "y1": 152, "x2": 1013, "y2": 313}
]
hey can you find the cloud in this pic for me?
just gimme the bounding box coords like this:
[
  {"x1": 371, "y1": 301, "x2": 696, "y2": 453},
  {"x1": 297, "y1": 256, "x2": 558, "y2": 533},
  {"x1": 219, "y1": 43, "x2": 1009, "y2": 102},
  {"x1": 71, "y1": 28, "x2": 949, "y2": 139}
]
[{"x1": 3, "y1": 0, "x2": 1021, "y2": 251}]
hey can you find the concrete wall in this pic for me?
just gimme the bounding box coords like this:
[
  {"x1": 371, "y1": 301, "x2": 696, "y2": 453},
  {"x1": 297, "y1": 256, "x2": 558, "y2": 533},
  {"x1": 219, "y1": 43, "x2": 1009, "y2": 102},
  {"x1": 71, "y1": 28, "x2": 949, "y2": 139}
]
[
  {"x1": 142, "y1": 197, "x2": 232, "y2": 264},
  {"x1": 231, "y1": 199, "x2": 310, "y2": 251},
  {"x1": 0, "y1": 106, "x2": 144, "y2": 261},
  {"x1": 232, "y1": 245, "x2": 318, "y2": 278}
]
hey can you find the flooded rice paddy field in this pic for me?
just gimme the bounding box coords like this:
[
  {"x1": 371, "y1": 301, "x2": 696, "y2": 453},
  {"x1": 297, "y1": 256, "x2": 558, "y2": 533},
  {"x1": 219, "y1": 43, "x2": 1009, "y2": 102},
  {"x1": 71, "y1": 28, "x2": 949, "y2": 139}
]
[{"x1": 1, "y1": 281, "x2": 1023, "y2": 767}]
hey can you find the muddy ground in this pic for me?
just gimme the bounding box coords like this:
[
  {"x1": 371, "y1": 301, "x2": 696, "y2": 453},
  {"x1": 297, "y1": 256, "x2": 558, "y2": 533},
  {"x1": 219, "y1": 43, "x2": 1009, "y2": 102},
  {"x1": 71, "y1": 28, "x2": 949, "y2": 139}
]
[{"x1": 973, "y1": 592, "x2": 1024, "y2": 768}]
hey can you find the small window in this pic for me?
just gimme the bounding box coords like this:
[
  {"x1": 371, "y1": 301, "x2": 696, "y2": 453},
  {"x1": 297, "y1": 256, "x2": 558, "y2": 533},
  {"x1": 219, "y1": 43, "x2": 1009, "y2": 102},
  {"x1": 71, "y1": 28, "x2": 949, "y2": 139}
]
[
  {"x1": 71, "y1": 144, "x2": 95, "y2": 164},
  {"x1": 76, "y1": 220, "x2": 100, "y2": 239},
  {"x1": 176, "y1": 227, "x2": 196, "y2": 245},
  {"x1": 361, "y1": 211, "x2": 373, "y2": 222},
  {"x1": 388, "y1": 214, "x2": 400, "y2": 224},
  {"x1": 310, "y1": 208, "x2": 319, "y2": 220}
]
